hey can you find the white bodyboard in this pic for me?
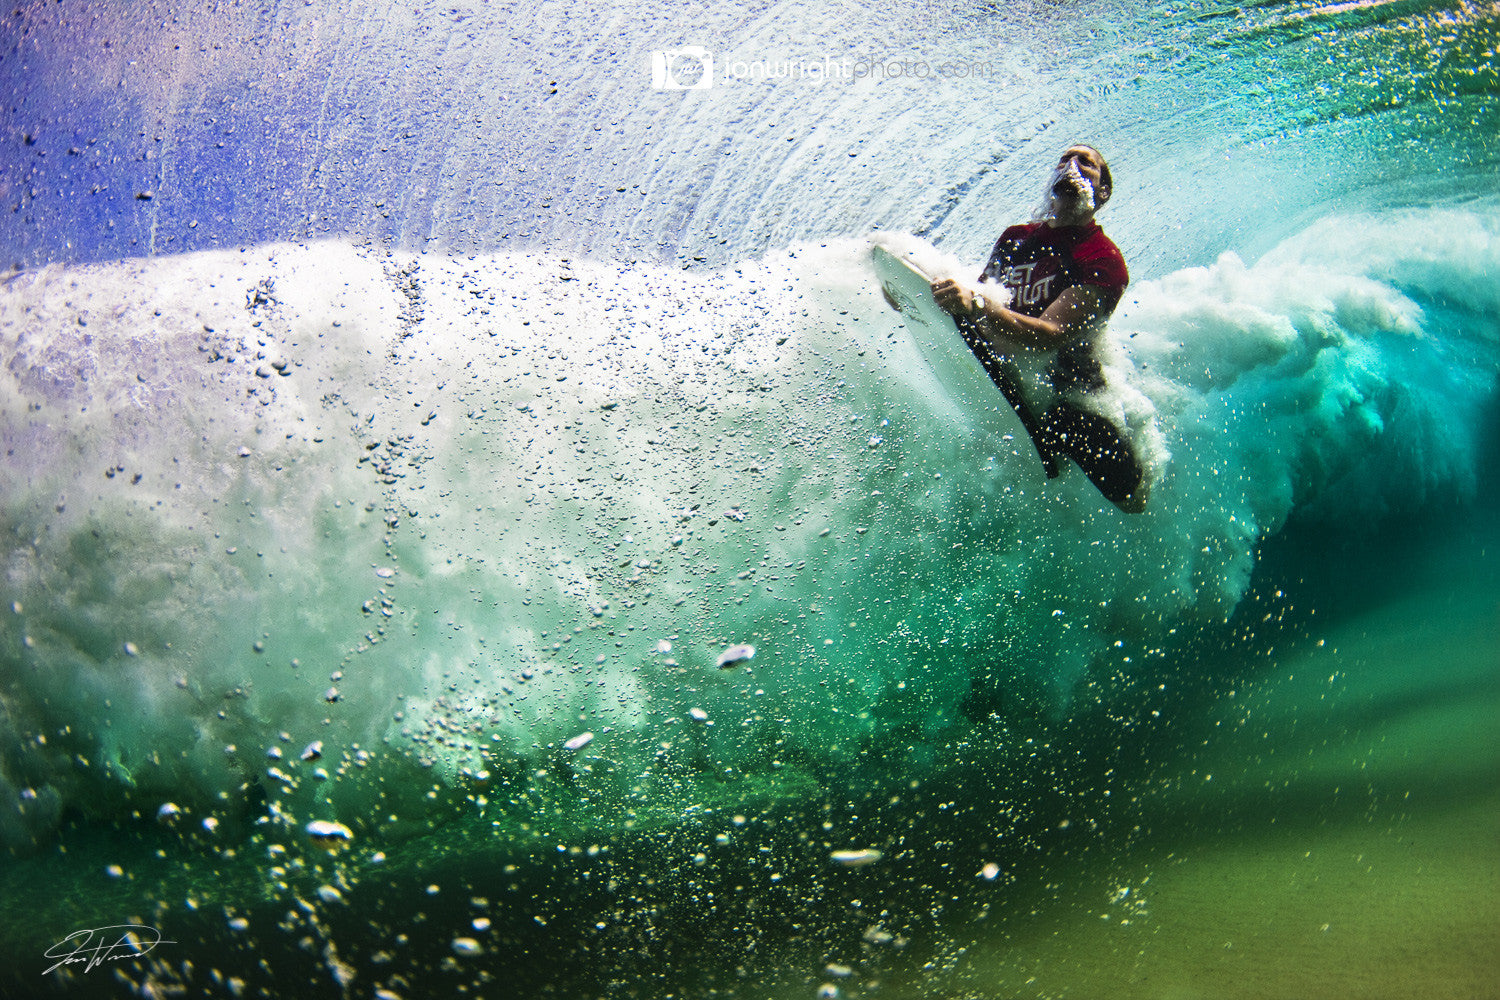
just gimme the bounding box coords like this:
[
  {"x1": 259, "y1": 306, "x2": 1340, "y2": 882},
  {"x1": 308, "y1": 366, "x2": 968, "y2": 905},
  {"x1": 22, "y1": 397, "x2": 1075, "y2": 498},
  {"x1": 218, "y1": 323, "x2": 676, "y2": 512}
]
[{"x1": 870, "y1": 242, "x2": 1053, "y2": 423}]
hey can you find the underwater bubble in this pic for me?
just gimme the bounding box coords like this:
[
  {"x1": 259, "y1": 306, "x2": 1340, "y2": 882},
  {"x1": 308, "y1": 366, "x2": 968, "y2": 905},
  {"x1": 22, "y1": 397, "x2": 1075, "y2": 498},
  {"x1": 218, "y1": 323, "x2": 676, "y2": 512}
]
[
  {"x1": 563, "y1": 732, "x2": 594, "y2": 751},
  {"x1": 689, "y1": 707, "x2": 709, "y2": 722},
  {"x1": 980, "y1": 862, "x2": 1001, "y2": 880},
  {"x1": 306, "y1": 819, "x2": 354, "y2": 850},
  {"x1": 300, "y1": 741, "x2": 323, "y2": 762},
  {"x1": 317, "y1": 885, "x2": 344, "y2": 904},
  {"x1": 105, "y1": 864, "x2": 124, "y2": 879},
  {"x1": 452, "y1": 937, "x2": 482, "y2": 956},
  {"x1": 830, "y1": 849, "x2": 883, "y2": 867},
  {"x1": 156, "y1": 802, "x2": 182, "y2": 824},
  {"x1": 716, "y1": 643, "x2": 755, "y2": 669}
]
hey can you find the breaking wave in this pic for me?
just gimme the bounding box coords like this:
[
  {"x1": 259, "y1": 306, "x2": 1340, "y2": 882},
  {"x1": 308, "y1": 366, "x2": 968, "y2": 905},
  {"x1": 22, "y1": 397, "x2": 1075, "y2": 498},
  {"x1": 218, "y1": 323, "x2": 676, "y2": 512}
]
[{"x1": 3, "y1": 201, "x2": 1496, "y2": 848}]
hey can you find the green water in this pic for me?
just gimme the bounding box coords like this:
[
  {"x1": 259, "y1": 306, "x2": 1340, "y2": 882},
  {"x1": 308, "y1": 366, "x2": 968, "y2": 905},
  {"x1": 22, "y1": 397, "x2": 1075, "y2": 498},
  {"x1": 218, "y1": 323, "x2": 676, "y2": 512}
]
[{"x1": 5, "y1": 507, "x2": 1495, "y2": 998}]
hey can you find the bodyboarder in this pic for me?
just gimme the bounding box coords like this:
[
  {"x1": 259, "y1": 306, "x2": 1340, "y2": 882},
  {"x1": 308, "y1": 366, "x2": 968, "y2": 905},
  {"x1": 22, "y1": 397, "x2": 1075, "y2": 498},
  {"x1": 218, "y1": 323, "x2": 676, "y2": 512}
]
[{"x1": 930, "y1": 144, "x2": 1147, "y2": 512}]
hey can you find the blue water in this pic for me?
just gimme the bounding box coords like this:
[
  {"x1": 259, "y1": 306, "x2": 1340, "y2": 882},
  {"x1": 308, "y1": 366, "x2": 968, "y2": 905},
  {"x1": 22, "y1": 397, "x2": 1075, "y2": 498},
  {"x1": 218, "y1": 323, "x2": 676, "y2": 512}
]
[{"x1": 2, "y1": 1, "x2": 1498, "y2": 997}]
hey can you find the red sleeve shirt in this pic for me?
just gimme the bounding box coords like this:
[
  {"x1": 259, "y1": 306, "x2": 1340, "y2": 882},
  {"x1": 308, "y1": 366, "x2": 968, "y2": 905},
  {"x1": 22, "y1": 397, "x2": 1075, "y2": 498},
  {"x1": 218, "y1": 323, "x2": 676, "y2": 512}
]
[{"x1": 979, "y1": 221, "x2": 1128, "y2": 319}]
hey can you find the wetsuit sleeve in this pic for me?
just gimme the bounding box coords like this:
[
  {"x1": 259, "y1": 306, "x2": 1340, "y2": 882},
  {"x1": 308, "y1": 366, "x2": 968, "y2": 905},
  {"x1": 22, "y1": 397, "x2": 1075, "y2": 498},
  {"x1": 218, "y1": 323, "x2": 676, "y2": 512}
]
[{"x1": 1068, "y1": 236, "x2": 1129, "y2": 313}]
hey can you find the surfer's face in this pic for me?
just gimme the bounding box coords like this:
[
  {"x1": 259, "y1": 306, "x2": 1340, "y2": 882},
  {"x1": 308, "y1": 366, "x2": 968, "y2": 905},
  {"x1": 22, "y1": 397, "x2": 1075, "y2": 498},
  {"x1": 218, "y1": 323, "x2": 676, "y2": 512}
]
[{"x1": 1043, "y1": 146, "x2": 1109, "y2": 222}]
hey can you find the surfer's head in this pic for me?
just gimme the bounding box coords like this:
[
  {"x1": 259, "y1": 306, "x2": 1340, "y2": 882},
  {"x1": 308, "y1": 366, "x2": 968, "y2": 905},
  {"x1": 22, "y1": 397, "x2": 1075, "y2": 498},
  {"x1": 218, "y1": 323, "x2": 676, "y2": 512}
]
[{"x1": 1038, "y1": 145, "x2": 1112, "y2": 225}]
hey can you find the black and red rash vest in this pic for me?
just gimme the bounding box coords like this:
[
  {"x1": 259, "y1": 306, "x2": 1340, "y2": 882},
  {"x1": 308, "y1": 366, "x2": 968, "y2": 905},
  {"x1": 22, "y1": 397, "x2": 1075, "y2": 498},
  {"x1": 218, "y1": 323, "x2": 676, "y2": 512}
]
[{"x1": 977, "y1": 221, "x2": 1128, "y2": 393}]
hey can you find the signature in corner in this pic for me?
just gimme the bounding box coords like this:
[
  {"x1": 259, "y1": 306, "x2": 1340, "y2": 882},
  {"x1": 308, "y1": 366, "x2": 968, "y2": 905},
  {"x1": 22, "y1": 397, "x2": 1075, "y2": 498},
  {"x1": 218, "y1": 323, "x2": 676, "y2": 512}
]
[{"x1": 42, "y1": 925, "x2": 175, "y2": 976}]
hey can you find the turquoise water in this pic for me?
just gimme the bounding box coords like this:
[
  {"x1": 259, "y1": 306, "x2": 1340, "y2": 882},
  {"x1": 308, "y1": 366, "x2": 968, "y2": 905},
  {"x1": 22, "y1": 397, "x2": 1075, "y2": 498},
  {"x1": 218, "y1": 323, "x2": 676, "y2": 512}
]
[{"x1": 2, "y1": 1, "x2": 1498, "y2": 997}]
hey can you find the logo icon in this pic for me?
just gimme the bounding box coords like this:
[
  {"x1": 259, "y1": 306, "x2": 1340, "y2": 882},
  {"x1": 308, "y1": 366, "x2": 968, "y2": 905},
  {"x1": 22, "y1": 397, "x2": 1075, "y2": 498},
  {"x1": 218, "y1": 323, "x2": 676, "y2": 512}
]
[{"x1": 652, "y1": 47, "x2": 713, "y2": 90}]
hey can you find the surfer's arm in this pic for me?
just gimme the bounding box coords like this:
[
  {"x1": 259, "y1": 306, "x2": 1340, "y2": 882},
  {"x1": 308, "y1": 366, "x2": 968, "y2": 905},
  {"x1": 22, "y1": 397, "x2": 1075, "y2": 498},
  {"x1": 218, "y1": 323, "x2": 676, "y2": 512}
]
[{"x1": 933, "y1": 279, "x2": 1106, "y2": 350}]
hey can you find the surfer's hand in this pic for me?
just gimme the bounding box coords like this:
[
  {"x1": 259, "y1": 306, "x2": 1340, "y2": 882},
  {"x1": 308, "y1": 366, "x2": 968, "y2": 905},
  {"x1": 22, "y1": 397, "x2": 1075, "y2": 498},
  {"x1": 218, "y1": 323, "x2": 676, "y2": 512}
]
[{"x1": 931, "y1": 278, "x2": 973, "y2": 316}]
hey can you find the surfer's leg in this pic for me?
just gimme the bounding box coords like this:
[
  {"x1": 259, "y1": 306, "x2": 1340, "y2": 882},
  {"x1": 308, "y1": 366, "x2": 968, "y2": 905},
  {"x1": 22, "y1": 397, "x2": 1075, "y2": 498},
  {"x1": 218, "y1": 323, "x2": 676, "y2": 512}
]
[
  {"x1": 970, "y1": 353, "x2": 1061, "y2": 478},
  {"x1": 1039, "y1": 403, "x2": 1147, "y2": 512}
]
